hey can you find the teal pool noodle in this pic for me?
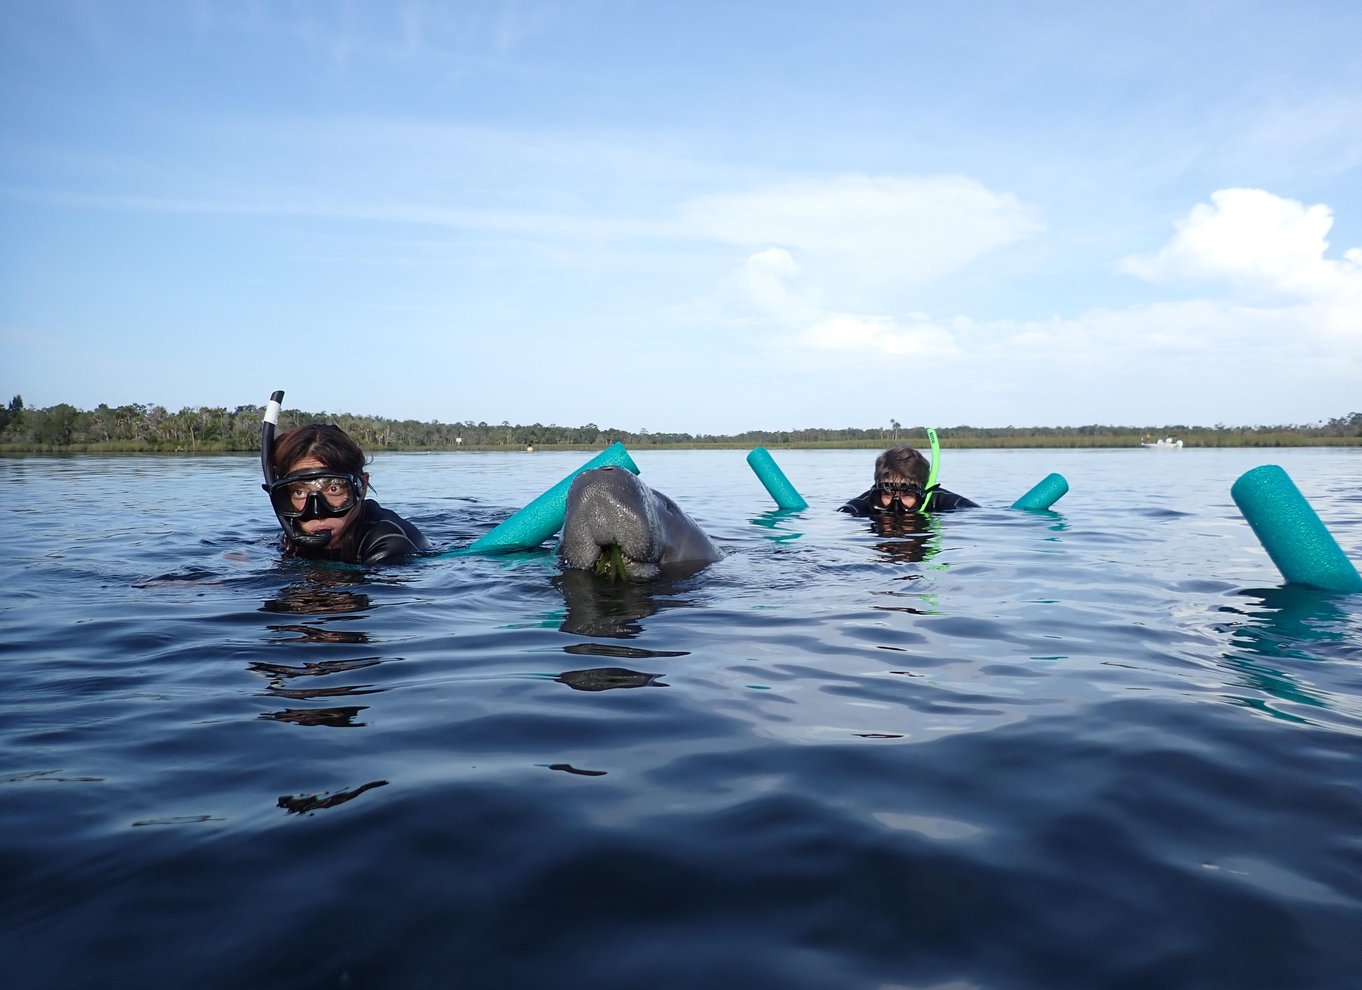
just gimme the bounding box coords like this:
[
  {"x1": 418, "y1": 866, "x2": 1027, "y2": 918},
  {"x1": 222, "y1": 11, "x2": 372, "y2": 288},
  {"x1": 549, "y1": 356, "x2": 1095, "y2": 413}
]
[
  {"x1": 1231, "y1": 465, "x2": 1362, "y2": 593},
  {"x1": 747, "y1": 447, "x2": 807, "y2": 510},
  {"x1": 452, "y1": 443, "x2": 640, "y2": 556},
  {"x1": 1011, "y1": 473, "x2": 1069, "y2": 511}
]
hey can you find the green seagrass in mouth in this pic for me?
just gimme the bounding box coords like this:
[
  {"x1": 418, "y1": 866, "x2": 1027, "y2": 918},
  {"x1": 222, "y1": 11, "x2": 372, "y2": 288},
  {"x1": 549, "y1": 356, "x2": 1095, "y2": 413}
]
[{"x1": 593, "y1": 544, "x2": 630, "y2": 582}]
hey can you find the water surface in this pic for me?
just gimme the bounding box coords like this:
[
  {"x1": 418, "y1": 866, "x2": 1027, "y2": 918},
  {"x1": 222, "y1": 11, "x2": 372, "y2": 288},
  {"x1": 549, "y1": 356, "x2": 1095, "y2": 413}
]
[{"x1": 3, "y1": 447, "x2": 1360, "y2": 988}]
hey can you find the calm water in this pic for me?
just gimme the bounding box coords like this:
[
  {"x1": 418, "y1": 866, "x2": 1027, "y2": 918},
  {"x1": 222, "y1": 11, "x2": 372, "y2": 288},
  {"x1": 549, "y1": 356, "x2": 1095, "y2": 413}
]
[{"x1": 3, "y1": 447, "x2": 1360, "y2": 989}]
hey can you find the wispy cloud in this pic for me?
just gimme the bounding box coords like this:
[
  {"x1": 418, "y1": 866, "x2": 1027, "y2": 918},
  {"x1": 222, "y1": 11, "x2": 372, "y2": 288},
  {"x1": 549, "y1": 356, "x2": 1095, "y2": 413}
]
[
  {"x1": 704, "y1": 185, "x2": 1362, "y2": 424},
  {"x1": 717, "y1": 246, "x2": 963, "y2": 362},
  {"x1": 683, "y1": 175, "x2": 1043, "y2": 290},
  {"x1": 690, "y1": 174, "x2": 1042, "y2": 363}
]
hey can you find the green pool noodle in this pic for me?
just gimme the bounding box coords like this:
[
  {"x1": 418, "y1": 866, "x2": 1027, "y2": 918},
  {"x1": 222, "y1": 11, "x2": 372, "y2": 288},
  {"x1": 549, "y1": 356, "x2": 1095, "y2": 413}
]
[
  {"x1": 747, "y1": 447, "x2": 807, "y2": 510},
  {"x1": 1011, "y1": 473, "x2": 1069, "y2": 511},
  {"x1": 1231, "y1": 465, "x2": 1362, "y2": 593},
  {"x1": 451, "y1": 442, "x2": 640, "y2": 556}
]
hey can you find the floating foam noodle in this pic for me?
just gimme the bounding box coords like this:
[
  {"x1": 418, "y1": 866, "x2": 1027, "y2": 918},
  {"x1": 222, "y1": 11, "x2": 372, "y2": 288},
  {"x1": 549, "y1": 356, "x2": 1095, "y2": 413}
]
[
  {"x1": 1011, "y1": 473, "x2": 1069, "y2": 511},
  {"x1": 448, "y1": 442, "x2": 640, "y2": 557},
  {"x1": 1231, "y1": 464, "x2": 1362, "y2": 593},
  {"x1": 746, "y1": 447, "x2": 808, "y2": 510}
]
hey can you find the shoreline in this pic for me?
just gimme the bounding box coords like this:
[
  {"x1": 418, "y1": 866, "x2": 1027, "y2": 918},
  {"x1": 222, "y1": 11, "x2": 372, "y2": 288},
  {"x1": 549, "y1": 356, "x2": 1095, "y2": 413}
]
[{"x1": 3, "y1": 436, "x2": 1359, "y2": 456}]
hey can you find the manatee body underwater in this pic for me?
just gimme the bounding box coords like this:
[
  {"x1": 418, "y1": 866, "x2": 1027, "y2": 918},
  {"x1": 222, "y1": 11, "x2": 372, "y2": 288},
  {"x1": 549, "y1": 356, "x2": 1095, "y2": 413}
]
[{"x1": 558, "y1": 466, "x2": 722, "y2": 580}]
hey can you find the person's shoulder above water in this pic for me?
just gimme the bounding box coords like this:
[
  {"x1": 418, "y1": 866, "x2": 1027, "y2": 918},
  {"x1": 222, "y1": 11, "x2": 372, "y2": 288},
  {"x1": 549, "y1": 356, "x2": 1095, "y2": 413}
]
[
  {"x1": 354, "y1": 499, "x2": 432, "y2": 563},
  {"x1": 838, "y1": 488, "x2": 879, "y2": 517},
  {"x1": 927, "y1": 487, "x2": 979, "y2": 511}
]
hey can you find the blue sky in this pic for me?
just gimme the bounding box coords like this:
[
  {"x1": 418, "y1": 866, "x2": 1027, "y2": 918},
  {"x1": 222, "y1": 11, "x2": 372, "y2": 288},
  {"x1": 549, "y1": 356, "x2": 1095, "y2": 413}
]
[{"x1": 3, "y1": 1, "x2": 1360, "y2": 433}]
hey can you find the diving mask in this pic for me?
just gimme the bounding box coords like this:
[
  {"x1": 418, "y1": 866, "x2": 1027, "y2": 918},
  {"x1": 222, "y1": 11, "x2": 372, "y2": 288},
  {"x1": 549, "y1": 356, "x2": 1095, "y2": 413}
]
[
  {"x1": 268, "y1": 469, "x2": 363, "y2": 520},
  {"x1": 876, "y1": 480, "x2": 926, "y2": 514}
]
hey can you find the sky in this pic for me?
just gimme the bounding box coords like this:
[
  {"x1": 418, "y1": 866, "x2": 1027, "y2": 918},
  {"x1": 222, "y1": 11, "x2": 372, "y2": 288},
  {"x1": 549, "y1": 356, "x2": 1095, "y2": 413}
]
[{"x1": 2, "y1": 0, "x2": 1361, "y2": 434}]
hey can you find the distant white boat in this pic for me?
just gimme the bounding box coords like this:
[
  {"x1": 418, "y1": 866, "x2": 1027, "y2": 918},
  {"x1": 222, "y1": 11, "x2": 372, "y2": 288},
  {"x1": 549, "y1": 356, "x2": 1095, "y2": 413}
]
[{"x1": 1140, "y1": 437, "x2": 1183, "y2": 449}]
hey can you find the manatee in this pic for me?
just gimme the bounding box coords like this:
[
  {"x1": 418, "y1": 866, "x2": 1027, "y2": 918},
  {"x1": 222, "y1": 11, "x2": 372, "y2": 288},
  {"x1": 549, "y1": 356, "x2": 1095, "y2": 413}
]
[{"x1": 558, "y1": 466, "x2": 722, "y2": 580}]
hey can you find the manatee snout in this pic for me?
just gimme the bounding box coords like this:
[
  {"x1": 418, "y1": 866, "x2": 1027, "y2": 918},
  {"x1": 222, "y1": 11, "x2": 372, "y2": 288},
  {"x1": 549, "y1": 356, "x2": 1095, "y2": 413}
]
[
  {"x1": 559, "y1": 467, "x2": 720, "y2": 580},
  {"x1": 559, "y1": 467, "x2": 661, "y2": 576}
]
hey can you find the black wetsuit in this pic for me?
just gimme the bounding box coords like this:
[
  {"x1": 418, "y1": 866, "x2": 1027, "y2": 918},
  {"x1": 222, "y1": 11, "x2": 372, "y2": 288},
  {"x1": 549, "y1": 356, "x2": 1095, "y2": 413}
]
[
  {"x1": 838, "y1": 487, "x2": 979, "y2": 517},
  {"x1": 287, "y1": 499, "x2": 431, "y2": 564}
]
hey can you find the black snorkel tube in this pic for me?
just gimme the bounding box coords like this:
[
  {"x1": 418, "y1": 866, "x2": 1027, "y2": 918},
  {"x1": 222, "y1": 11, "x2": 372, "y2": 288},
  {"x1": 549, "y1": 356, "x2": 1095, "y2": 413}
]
[
  {"x1": 260, "y1": 389, "x2": 332, "y2": 551},
  {"x1": 260, "y1": 389, "x2": 284, "y2": 493}
]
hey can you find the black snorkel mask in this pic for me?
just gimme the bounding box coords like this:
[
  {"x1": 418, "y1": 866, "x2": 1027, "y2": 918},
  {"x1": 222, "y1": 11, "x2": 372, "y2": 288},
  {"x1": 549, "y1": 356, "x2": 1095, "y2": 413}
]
[
  {"x1": 268, "y1": 469, "x2": 364, "y2": 521},
  {"x1": 260, "y1": 389, "x2": 349, "y2": 550},
  {"x1": 876, "y1": 481, "x2": 927, "y2": 515}
]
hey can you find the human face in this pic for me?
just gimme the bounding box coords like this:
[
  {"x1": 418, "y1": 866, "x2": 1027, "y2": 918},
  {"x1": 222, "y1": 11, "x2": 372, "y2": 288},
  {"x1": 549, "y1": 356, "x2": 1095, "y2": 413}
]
[
  {"x1": 283, "y1": 456, "x2": 365, "y2": 548},
  {"x1": 876, "y1": 479, "x2": 924, "y2": 513}
]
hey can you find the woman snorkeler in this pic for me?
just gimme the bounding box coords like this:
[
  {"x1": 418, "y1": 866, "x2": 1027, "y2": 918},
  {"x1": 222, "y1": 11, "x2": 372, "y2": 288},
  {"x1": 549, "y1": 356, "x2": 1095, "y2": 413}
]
[{"x1": 261, "y1": 391, "x2": 430, "y2": 564}]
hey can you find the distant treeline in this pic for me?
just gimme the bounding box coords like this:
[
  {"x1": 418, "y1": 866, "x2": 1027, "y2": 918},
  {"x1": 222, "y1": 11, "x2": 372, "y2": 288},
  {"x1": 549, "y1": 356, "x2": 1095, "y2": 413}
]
[{"x1": 0, "y1": 396, "x2": 1359, "y2": 452}]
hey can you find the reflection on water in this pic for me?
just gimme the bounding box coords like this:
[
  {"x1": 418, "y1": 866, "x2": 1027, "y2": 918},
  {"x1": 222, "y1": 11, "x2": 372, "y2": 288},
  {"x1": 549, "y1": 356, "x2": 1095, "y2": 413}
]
[
  {"x1": 265, "y1": 622, "x2": 370, "y2": 644},
  {"x1": 867, "y1": 512, "x2": 940, "y2": 565},
  {"x1": 258, "y1": 680, "x2": 382, "y2": 701},
  {"x1": 278, "y1": 780, "x2": 389, "y2": 816},
  {"x1": 869, "y1": 593, "x2": 939, "y2": 616},
  {"x1": 1225, "y1": 585, "x2": 1353, "y2": 658},
  {"x1": 261, "y1": 582, "x2": 372, "y2": 617},
  {"x1": 554, "y1": 569, "x2": 699, "y2": 638},
  {"x1": 1215, "y1": 585, "x2": 1358, "y2": 721},
  {"x1": 253, "y1": 572, "x2": 388, "y2": 716},
  {"x1": 251, "y1": 657, "x2": 383, "y2": 680},
  {"x1": 561, "y1": 642, "x2": 688, "y2": 660},
  {"x1": 750, "y1": 507, "x2": 805, "y2": 543},
  {"x1": 259, "y1": 706, "x2": 369, "y2": 728},
  {"x1": 131, "y1": 814, "x2": 226, "y2": 827},
  {"x1": 555, "y1": 667, "x2": 669, "y2": 691},
  {"x1": 547, "y1": 763, "x2": 608, "y2": 776}
]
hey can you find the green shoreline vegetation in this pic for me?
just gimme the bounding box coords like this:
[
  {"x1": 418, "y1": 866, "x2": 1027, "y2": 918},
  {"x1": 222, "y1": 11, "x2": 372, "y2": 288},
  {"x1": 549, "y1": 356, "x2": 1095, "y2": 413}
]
[{"x1": 0, "y1": 396, "x2": 1358, "y2": 454}]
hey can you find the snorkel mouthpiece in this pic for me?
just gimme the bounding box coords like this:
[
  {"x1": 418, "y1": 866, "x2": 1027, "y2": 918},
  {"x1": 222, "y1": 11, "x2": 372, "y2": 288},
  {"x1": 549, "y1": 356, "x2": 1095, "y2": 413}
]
[{"x1": 292, "y1": 528, "x2": 334, "y2": 549}]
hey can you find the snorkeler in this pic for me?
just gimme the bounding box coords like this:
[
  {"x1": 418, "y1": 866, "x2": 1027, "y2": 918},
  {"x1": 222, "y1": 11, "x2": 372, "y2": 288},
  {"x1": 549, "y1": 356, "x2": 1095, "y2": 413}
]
[
  {"x1": 260, "y1": 391, "x2": 430, "y2": 564},
  {"x1": 839, "y1": 444, "x2": 978, "y2": 517}
]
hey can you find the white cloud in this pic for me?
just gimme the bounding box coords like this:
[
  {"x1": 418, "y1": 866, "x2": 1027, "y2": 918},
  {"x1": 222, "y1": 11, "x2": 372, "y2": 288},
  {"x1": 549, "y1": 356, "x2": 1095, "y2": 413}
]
[
  {"x1": 1121, "y1": 188, "x2": 1362, "y2": 308},
  {"x1": 713, "y1": 186, "x2": 1362, "y2": 422}
]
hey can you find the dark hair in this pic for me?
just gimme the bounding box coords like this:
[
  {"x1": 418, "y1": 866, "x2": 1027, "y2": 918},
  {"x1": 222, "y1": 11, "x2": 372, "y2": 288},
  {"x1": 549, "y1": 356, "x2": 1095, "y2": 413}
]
[
  {"x1": 874, "y1": 446, "x2": 929, "y2": 486},
  {"x1": 271, "y1": 424, "x2": 369, "y2": 559},
  {"x1": 272, "y1": 424, "x2": 368, "y2": 477}
]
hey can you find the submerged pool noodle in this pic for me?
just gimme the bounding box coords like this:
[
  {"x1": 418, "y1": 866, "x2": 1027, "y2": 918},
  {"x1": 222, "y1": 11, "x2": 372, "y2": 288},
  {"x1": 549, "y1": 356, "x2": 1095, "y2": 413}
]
[
  {"x1": 1231, "y1": 465, "x2": 1362, "y2": 593},
  {"x1": 451, "y1": 442, "x2": 640, "y2": 556},
  {"x1": 747, "y1": 447, "x2": 807, "y2": 510},
  {"x1": 1011, "y1": 473, "x2": 1069, "y2": 511}
]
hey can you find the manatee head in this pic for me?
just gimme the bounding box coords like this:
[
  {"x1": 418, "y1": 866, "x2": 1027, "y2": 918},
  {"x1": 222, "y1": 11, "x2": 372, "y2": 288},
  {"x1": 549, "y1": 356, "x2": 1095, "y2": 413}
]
[{"x1": 559, "y1": 467, "x2": 663, "y2": 579}]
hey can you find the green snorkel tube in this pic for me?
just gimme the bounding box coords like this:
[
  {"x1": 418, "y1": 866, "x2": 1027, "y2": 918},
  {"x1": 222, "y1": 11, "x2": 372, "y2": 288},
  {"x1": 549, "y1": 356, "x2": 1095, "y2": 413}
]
[{"x1": 919, "y1": 428, "x2": 941, "y2": 515}]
